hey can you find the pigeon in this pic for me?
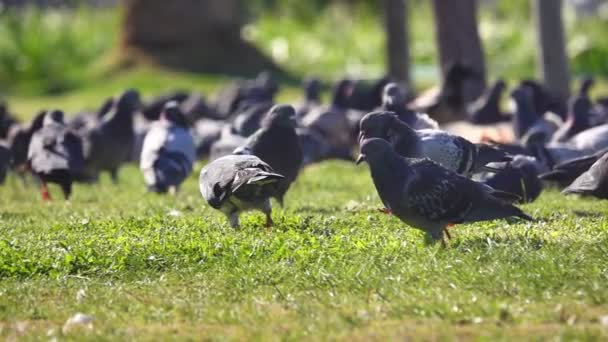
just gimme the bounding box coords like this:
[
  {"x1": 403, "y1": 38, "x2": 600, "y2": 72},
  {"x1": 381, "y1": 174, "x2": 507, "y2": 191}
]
[
  {"x1": 358, "y1": 111, "x2": 511, "y2": 176},
  {"x1": 234, "y1": 105, "x2": 303, "y2": 205},
  {"x1": 539, "y1": 148, "x2": 608, "y2": 187},
  {"x1": 78, "y1": 89, "x2": 141, "y2": 183},
  {"x1": 295, "y1": 77, "x2": 322, "y2": 119},
  {"x1": 518, "y1": 79, "x2": 567, "y2": 120},
  {"x1": 214, "y1": 71, "x2": 279, "y2": 118},
  {"x1": 381, "y1": 82, "x2": 438, "y2": 130},
  {"x1": 562, "y1": 151, "x2": 608, "y2": 199},
  {"x1": 551, "y1": 95, "x2": 592, "y2": 143},
  {"x1": 68, "y1": 96, "x2": 114, "y2": 134},
  {"x1": 560, "y1": 123, "x2": 608, "y2": 154},
  {"x1": 7, "y1": 110, "x2": 47, "y2": 176},
  {"x1": 199, "y1": 154, "x2": 284, "y2": 228},
  {"x1": 408, "y1": 64, "x2": 478, "y2": 123},
  {"x1": 209, "y1": 125, "x2": 247, "y2": 161},
  {"x1": 357, "y1": 138, "x2": 533, "y2": 242},
  {"x1": 301, "y1": 79, "x2": 356, "y2": 156},
  {"x1": 468, "y1": 79, "x2": 510, "y2": 125},
  {"x1": 483, "y1": 155, "x2": 544, "y2": 203},
  {"x1": 27, "y1": 110, "x2": 84, "y2": 200},
  {"x1": 191, "y1": 118, "x2": 224, "y2": 158},
  {"x1": 140, "y1": 102, "x2": 196, "y2": 194},
  {"x1": 348, "y1": 76, "x2": 391, "y2": 112},
  {"x1": 510, "y1": 85, "x2": 560, "y2": 146},
  {"x1": 141, "y1": 90, "x2": 189, "y2": 121},
  {"x1": 0, "y1": 142, "x2": 10, "y2": 184},
  {"x1": 0, "y1": 101, "x2": 18, "y2": 139},
  {"x1": 297, "y1": 127, "x2": 354, "y2": 166},
  {"x1": 231, "y1": 101, "x2": 274, "y2": 137}
]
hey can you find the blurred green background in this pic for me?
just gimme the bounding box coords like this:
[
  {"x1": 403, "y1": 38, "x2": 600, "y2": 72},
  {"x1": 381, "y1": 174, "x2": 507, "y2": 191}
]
[{"x1": 0, "y1": 0, "x2": 607, "y2": 97}]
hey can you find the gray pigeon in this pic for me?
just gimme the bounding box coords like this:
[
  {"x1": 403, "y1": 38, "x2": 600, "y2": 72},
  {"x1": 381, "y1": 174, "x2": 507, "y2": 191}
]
[
  {"x1": 358, "y1": 111, "x2": 511, "y2": 176},
  {"x1": 79, "y1": 89, "x2": 141, "y2": 183},
  {"x1": 27, "y1": 110, "x2": 84, "y2": 200},
  {"x1": 199, "y1": 154, "x2": 284, "y2": 228},
  {"x1": 0, "y1": 142, "x2": 10, "y2": 184},
  {"x1": 562, "y1": 151, "x2": 608, "y2": 199},
  {"x1": 540, "y1": 148, "x2": 608, "y2": 188},
  {"x1": 140, "y1": 103, "x2": 196, "y2": 194},
  {"x1": 209, "y1": 124, "x2": 247, "y2": 161},
  {"x1": 357, "y1": 138, "x2": 533, "y2": 242},
  {"x1": 234, "y1": 105, "x2": 303, "y2": 205}
]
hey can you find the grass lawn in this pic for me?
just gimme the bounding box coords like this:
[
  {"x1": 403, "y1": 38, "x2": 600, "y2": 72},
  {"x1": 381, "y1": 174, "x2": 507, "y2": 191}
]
[{"x1": 1, "y1": 156, "x2": 608, "y2": 339}]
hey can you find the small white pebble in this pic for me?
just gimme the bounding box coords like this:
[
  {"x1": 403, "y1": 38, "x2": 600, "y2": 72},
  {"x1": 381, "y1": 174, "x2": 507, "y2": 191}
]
[
  {"x1": 76, "y1": 288, "x2": 86, "y2": 302},
  {"x1": 167, "y1": 209, "x2": 182, "y2": 217},
  {"x1": 62, "y1": 313, "x2": 94, "y2": 334}
]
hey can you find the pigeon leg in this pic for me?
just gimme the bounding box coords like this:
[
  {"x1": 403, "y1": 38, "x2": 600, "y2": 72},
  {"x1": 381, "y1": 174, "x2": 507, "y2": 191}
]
[
  {"x1": 109, "y1": 169, "x2": 119, "y2": 184},
  {"x1": 61, "y1": 181, "x2": 72, "y2": 201},
  {"x1": 228, "y1": 213, "x2": 240, "y2": 228},
  {"x1": 444, "y1": 228, "x2": 452, "y2": 240},
  {"x1": 377, "y1": 208, "x2": 392, "y2": 214},
  {"x1": 265, "y1": 212, "x2": 274, "y2": 229},
  {"x1": 41, "y1": 182, "x2": 51, "y2": 202}
]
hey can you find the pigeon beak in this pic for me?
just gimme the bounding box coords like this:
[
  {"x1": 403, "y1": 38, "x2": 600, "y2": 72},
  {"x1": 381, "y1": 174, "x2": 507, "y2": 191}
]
[{"x1": 356, "y1": 154, "x2": 366, "y2": 165}]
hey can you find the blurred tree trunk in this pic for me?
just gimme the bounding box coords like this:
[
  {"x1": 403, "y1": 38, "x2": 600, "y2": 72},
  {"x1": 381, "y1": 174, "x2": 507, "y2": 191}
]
[
  {"x1": 531, "y1": 0, "x2": 570, "y2": 99},
  {"x1": 382, "y1": 0, "x2": 410, "y2": 88},
  {"x1": 120, "y1": 0, "x2": 278, "y2": 75},
  {"x1": 431, "y1": 0, "x2": 486, "y2": 102}
]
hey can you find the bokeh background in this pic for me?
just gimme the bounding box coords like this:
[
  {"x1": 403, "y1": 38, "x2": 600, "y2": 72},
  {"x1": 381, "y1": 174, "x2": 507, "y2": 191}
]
[{"x1": 1, "y1": 0, "x2": 607, "y2": 110}]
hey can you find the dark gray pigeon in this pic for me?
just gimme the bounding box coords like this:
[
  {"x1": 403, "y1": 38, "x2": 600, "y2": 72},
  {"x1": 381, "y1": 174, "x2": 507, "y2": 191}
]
[
  {"x1": 358, "y1": 111, "x2": 511, "y2": 176},
  {"x1": 483, "y1": 155, "x2": 543, "y2": 203},
  {"x1": 562, "y1": 151, "x2": 608, "y2": 199},
  {"x1": 381, "y1": 82, "x2": 438, "y2": 130},
  {"x1": 0, "y1": 142, "x2": 10, "y2": 184},
  {"x1": 199, "y1": 154, "x2": 284, "y2": 228},
  {"x1": 7, "y1": 110, "x2": 47, "y2": 177},
  {"x1": 540, "y1": 148, "x2": 608, "y2": 188},
  {"x1": 79, "y1": 89, "x2": 141, "y2": 183},
  {"x1": 357, "y1": 138, "x2": 533, "y2": 242},
  {"x1": 27, "y1": 110, "x2": 84, "y2": 200},
  {"x1": 140, "y1": 102, "x2": 196, "y2": 194},
  {"x1": 234, "y1": 105, "x2": 303, "y2": 205},
  {"x1": 0, "y1": 101, "x2": 18, "y2": 139},
  {"x1": 551, "y1": 96, "x2": 592, "y2": 143},
  {"x1": 468, "y1": 79, "x2": 511, "y2": 125},
  {"x1": 511, "y1": 85, "x2": 560, "y2": 146}
]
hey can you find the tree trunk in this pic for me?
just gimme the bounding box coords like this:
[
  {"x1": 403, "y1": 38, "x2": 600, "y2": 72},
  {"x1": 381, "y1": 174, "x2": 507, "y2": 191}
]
[
  {"x1": 431, "y1": 0, "x2": 486, "y2": 102},
  {"x1": 382, "y1": 0, "x2": 410, "y2": 88},
  {"x1": 531, "y1": 0, "x2": 570, "y2": 99},
  {"x1": 120, "y1": 0, "x2": 278, "y2": 75}
]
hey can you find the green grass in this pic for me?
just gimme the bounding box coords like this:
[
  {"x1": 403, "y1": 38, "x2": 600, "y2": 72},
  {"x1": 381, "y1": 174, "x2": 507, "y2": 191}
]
[{"x1": 1, "y1": 161, "x2": 608, "y2": 340}]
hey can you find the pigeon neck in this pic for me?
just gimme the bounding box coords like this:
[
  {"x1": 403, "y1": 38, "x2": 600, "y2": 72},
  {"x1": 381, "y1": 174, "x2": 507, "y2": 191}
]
[{"x1": 513, "y1": 98, "x2": 538, "y2": 138}]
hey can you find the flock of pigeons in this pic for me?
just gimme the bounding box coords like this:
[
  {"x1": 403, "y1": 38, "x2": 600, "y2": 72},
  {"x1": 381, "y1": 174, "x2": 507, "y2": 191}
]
[{"x1": 2, "y1": 67, "x2": 608, "y2": 243}]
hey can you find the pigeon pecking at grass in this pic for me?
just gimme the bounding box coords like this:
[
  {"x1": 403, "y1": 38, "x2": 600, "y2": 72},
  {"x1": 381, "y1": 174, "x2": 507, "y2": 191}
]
[
  {"x1": 199, "y1": 155, "x2": 284, "y2": 228},
  {"x1": 540, "y1": 148, "x2": 608, "y2": 188},
  {"x1": 233, "y1": 104, "x2": 303, "y2": 206},
  {"x1": 27, "y1": 110, "x2": 85, "y2": 201},
  {"x1": 140, "y1": 102, "x2": 196, "y2": 194},
  {"x1": 357, "y1": 138, "x2": 533, "y2": 243},
  {"x1": 358, "y1": 111, "x2": 511, "y2": 176}
]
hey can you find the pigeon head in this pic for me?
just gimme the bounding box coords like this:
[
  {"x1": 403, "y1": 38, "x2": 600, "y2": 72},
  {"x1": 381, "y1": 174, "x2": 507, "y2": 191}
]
[
  {"x1": 358, "y1": 111, "x2": 401, "y2": 145},
  {"x1": 303, "y1": 77, "x2": 321, "y2": 103},
  {"x1": 569, "y1": 96, "x2": 591, "y2": 125},
  {"x1": 356, "y1": 137, "x2": 395, "y2": 165},
  {"x1": 382, "y1": 83, "x2": 405, "y2": 110},
  {"x1": 332, "y1": 79, "x2": 354, "y2": 108},
  {"x1": 43, "y1": 110, "x2": 65, "y2": 126},
  {"x1": 579, "y1": 77, "x2": 594, "y2": 97},
  {"x1": 262, "y1": 104, "x2": 296, "y2": 128},
  {"x1": 117, "y1": 89, "x2": 141, "y2": 114},
  {"x1": 161, "y1": 101, "x2": 189, "y2": 127}
]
